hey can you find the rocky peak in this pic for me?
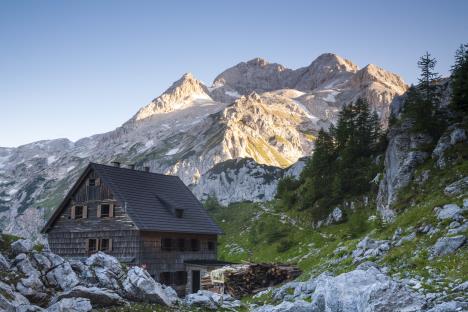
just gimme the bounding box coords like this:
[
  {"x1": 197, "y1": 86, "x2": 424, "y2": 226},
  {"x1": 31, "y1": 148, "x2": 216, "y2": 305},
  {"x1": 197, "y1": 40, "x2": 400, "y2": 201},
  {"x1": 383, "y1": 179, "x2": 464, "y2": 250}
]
[
  {"x1": 310, "y1": 53, "x2": 359, "y2": 73},
  {"x1": 351, "y1": 64, "x2": 408, "y2": 94},
  {"x1": 132, "y1": 72, "x2": 212, "y2": 121},
  {"x1": 292, "y1": 53, "x2": 359, "y2": 91}
]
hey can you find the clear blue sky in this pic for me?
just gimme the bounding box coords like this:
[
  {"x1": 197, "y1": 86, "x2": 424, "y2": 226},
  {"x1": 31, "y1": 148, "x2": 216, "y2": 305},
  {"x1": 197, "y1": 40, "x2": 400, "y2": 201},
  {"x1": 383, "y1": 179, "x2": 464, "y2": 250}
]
[{"x1": 1, "y1": 0, "x2": 467, "y2": 147}]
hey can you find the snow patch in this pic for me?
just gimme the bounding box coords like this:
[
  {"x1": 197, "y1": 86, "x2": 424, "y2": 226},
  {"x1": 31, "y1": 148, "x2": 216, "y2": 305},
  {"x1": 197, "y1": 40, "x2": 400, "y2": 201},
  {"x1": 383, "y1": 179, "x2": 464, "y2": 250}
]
[
  {"x1": 225, "y1": 90, "x2": 241, "y2": 98},
  {"x1": 47, "y1": 155, "x2": 57, "y2": 165},
  {"x1": 322, "y1": 90, "x2": 340, "y2": 102},
  {"x1": 166, "y1": 147, "x2": 180, "y2": 156},
  {"x1": 145, "y1": 140, "x2": 154, "y2": 149},
  {"x1": 66, "y1": 166, "x2": 75, "y2": 172}
]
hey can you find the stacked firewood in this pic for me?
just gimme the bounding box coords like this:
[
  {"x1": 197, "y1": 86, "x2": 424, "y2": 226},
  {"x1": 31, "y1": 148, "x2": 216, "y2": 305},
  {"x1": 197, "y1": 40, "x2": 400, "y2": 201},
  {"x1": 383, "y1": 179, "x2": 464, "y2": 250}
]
[{"x1": 222, "y1": 263, "x2": 301, "y2": 298}]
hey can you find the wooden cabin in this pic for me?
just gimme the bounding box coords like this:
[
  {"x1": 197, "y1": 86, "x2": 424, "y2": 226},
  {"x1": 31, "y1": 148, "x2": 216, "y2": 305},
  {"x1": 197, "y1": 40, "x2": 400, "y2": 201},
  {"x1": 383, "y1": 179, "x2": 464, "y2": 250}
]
[{"x1": 41, "y1": 162, "x2": 225, "y2": 295}]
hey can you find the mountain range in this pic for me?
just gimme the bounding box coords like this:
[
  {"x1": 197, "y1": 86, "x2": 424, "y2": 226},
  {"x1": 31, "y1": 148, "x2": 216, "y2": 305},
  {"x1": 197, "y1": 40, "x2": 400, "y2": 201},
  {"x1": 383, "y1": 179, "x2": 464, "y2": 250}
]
[{"x1": 0, "y1": 53, "x2": 408, "y2": 238}]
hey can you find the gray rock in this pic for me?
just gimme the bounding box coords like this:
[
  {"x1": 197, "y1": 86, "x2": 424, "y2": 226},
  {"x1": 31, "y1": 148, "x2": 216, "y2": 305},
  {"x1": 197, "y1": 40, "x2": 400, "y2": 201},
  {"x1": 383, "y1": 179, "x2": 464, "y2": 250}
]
[
  {"x1": 32, "y1": 252, "x2": 79, "y2": 291},
  {"x1": 432, "y1": 127, "x2": 467, "y2": 169},
  {"x1": 444, "y1": 177, "x2": 468, "y2": 197},
  {"x1": 447, "y1": 223, "x2": 468, "y2": 235},
  {"x1": 122, "y1": 266, "x2": 178, "y2": 306},
  {"x1": 377, "y1": 118, "x2": 432, "y2": 221},
  {"x1": 430, "y1": 235, "x2": 466, "y2": 258},
  {"x1": 0, "y1": 252, "x2": 10, "y2": 270},
  {"x1": 53, "y1": 286, "x2": 125, "y2": 308},
  {"x1": 426, "y1": 301, "x2": 468, "y2": 312},
  {"x1": 84, "y1": 252, "x2": 124, "y2": 290},
  {"x1": 266, "y1": 266, "x2": 424, "y2": 312},
  {"x1": 453, "y1": 281, "x2": 468, "y2": 292},
  {"x1": 185, "y1": 290, "x2": 241, "y2": 310},
  {"x1": 11, "y1": 239, "x2": 34, "y2": 255},
  {"x1": 252, "y1": 300, "x2": 314, "y2": 312},
  {"x1": 326, "y1": 207, "x2": 343, "y2": 224},
  {"x1": 436, "y1": 204, "x2": 462, "y2": 220},
  {"x1": 0, "y1": 280, "x2": 33, "y2": 312},
  {"x1": 45, "y1": 297, "x2": 92, "y2": 312},
  {"x1": 16, "y1": 274, "x2": 49, "y2": 304},
  {"x1": 395, "y1": 232, "x2": 416, "y2": 247},
  {"x1": 309, "y1": 267, "x2": 425, "y2": 311}
]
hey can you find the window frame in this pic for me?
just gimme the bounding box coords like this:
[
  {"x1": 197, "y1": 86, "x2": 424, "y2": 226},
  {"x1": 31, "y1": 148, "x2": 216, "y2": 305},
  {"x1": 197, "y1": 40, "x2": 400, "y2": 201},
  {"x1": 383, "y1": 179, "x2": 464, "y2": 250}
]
[
  {"x1": 175, "y1": 209, "x2": 184, "y2": 218},
  {"x1": 161, "y1": 238, "x2": 173, "y2": 251},
  {"x1": 74, "y1": 205, "x2": 84, "y2": 219},
  {"x1": 191, "y1": 239, "x2": 200, "y2": 252}
]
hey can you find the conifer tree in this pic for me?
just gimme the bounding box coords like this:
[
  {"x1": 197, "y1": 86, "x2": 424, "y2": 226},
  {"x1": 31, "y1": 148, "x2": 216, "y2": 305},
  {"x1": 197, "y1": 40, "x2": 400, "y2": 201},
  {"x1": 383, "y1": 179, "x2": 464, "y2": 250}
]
[{"x1": 450, "y1": 44, "x2": 468, "y2": 114}]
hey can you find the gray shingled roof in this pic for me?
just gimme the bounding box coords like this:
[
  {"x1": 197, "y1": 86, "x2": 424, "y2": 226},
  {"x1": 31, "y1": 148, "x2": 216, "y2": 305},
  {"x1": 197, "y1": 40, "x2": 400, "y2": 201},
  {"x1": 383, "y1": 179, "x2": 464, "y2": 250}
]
[{"x1": 43, "y1": 163, "x2": 222, "y2": 235}]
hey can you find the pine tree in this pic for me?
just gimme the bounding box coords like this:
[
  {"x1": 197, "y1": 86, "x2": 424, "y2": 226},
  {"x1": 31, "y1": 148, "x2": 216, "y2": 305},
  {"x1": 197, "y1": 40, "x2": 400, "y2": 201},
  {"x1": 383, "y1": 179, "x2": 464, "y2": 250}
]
[
  {"x1": 418, "y1": 52, "x2": 441, "y2": 105},
  {"x1": 450, "y1": 44, "x2": 468, "y2": 115}
]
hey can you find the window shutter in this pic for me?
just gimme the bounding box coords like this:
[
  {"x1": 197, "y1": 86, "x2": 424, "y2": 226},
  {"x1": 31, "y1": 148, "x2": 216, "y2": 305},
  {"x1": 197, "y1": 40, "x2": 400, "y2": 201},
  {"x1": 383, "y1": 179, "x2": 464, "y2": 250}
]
[
  {"x1": 83, "y1": 206, "x2": 88, "y2": 218},
  {"x1": 85, "y1": 239, "x2": 90, "y2": 252},
  {"x1": 97, "y1": 205, "x2": 101, "y2": 218},
  {"x1": 71, "y1": 206, "x2": 76, "y2": 219},
  {"x1": 108, "y1": 239, "x2": 113, "y2": 251},
  {"x1": 109, "y1": 204, "x2": 114, "y2": 218},
  {"x1": 96, "y1": 178, "x2": 101, "y2": 186}
]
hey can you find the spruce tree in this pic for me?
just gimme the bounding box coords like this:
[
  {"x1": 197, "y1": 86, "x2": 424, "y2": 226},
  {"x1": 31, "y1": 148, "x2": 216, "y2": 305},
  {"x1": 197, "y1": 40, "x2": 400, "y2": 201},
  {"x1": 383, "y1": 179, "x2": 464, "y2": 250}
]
[{"x1": 450, "y1": 44, "x2": 468, "y2": 115}]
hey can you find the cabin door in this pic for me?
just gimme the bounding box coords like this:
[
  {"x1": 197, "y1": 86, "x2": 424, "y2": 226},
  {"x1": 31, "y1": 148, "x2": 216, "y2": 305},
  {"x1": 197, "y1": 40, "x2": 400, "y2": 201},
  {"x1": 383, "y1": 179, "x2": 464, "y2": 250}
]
[{"x1": 192, "y1": 270, "x2": 200, "y2": 293}]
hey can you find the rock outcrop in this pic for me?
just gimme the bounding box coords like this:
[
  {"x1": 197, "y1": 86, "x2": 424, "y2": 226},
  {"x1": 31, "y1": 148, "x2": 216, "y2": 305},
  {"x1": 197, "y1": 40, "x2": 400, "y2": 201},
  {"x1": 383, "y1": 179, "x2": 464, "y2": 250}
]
[
  {"x1": 254, "y1": 265, "x2": 426, "y2": 312},
  {"x1": 0, "y1": 237, "x2": 178, "y2": 311},
  {"x1": 376, "y1": 118, "x2": 432, "y2": 221}
]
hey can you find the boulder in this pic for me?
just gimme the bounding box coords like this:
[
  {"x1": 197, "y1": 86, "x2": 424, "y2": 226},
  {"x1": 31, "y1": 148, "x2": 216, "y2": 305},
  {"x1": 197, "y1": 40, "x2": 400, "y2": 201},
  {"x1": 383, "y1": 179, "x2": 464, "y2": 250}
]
[
  {"x1": 430, "y1": 235, "x2": 466, "y2": 258},
  {"x1": 266, "y1": 265, "x2": 424, "y2": 312},
  {"x1": 0, "y1": 252, "x2": 10, "y2": 270},
  {"x1": 11, "y1": 239, "x2": 34, "y2": 256},
  {"x1": 84, "y1": 252, "x2": 124, "y2": 290},
  {"x1": 395, "y1": 232, "x2": 416, "y2": 247},
  {"x1": 426, "y1": 301, "x2": 468, "y2": 312},
  {"x1": 185, "y1": 290, "x2": 241, "y2": 310},
  {"x1": 16, "y1": 274, "x2": 49, "y2": 304},
  {"x1": 53, "y1": 286, "x2": 125, "y2": 307},
  {"x1": 435, "y1": 204, "x2": 462, "y2": 220},
  {"x1": 308, "y1": 267, "x2": 425, "y2": 312},
  {"x1": 325, "y1": 207, "x2": 343, "y2": 225},
  {"x1": 45, "y1": 297, "x2": 92, "y2": 312},
  {"x1": 432, "y1": 127, "x2": 467, "y2": 169},
  {"x1": 253, "y1": 300, "x2": 314, "y2": 312},
  {"x1": 447, "y1": 222, "x2": 468, "y2": 235},
  {"x1": 122, "y1": 266, "x2": 178, "y2": 306},
  {"x1": 32, "y1": 252, "x2": 79, "y2": 291},
  {"x1": 444, "y1": 177, "x2": 468, "y2": 197},
  {"x1": 0, "y1": 280, "x2": 34, "y2": 312}
]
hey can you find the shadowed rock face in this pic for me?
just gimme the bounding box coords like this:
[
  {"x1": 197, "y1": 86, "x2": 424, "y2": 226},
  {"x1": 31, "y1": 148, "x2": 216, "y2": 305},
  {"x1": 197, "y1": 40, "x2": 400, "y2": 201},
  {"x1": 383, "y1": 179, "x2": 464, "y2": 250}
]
[{"x1": 0, "y1": 53, "x2": 407, "y2": 237}]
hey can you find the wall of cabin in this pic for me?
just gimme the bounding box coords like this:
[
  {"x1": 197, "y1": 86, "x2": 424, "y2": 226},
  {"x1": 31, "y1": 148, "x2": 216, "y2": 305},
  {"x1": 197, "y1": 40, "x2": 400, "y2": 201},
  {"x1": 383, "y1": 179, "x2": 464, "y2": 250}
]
[
  {"x1": 139, "y1": 231, "x2": 218, "y2": 295},
  {"x1": 47, "y1": 170, "x2": 140, "y2": 262}
]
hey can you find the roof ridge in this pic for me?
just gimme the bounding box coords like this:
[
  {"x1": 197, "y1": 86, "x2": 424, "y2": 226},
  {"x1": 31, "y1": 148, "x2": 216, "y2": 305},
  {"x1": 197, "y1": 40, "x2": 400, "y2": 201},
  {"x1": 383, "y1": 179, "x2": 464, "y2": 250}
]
[{"x1": 90, "y1": 162, "x2": 179, "y2": 178}]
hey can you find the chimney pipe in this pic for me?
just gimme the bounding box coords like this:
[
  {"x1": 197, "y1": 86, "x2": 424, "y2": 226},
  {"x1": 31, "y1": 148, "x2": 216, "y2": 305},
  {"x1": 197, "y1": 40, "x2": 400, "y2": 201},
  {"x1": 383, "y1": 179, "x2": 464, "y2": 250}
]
[
  {"x1": 128, "y1": 164, "x2": 135, "y2": 170},
  {"x1": 144, "y1": 166, "x2": 150, "y2": 172},
  {"x1": 111, "y1": 161, "x2": 121, "y2": 168}
]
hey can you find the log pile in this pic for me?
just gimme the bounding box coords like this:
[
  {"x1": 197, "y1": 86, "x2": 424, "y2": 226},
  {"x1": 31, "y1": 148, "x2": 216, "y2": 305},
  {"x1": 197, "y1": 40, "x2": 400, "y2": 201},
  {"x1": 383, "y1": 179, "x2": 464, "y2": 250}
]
[{"x1": 220, "y1": 263, "x2": 301, "y2": 298}]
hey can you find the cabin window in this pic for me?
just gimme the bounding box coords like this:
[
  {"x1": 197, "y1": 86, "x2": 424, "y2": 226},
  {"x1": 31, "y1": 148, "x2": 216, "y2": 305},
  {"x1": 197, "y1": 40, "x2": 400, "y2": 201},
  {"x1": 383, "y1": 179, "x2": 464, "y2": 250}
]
[
  {"x1": 88, "y1": 178, "x2": 96, "y2": 186},
  {"x1": 162, "y1": 238, "x2": 173, "y2": 251},
  {"x1": 87, "y1": 239, "x2": 98, "y2": 253},
  {"x1": 174, "y1": 271, "x2": 187, "y2": 285},
  {"x1": 191, "y1": 239, "x2": 200, "y2": 252},
  {"x1": 74, "y1": 206, "x2": 83, "y2": 219},
  {"x1": 100, "y1": 238, "x2": 110, "y2": 252},
  {"x1": 207, "y1": 241, "x2": 215, "y2": 251},
  {"x1": 177, "y1": 238, "x2": 185, "y2": 251},
  {"x1": 160, "y1": 272, "x2": 172, "y2": 285},
  {"x1": 175, "y1": 209, "x2": 184, "y2": 218},
  {"x1": 100, "y1": 204, "x2": 110, "y2": 217}
]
